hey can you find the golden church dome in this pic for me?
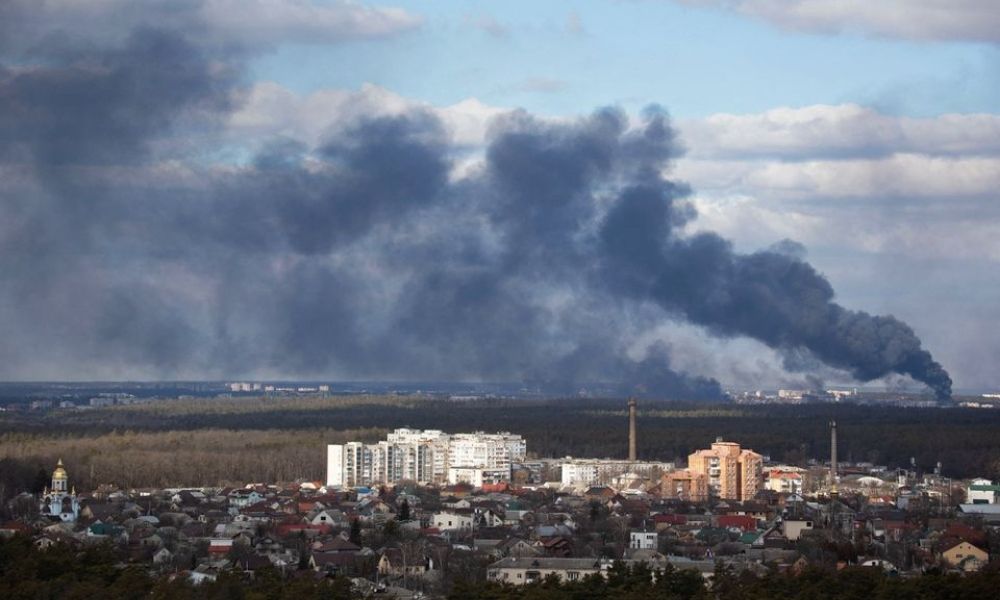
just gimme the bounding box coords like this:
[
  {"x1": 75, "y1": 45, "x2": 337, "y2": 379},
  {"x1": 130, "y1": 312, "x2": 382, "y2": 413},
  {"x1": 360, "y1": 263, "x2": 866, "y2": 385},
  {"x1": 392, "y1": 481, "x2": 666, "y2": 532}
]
[{"x1": 52, "y1": 458, "x2": 68, "y2": 480}]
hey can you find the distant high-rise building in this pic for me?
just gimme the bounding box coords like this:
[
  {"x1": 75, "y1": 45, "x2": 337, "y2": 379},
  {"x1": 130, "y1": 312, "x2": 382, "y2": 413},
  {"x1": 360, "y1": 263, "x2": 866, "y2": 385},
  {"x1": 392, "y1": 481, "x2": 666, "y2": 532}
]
[
  {"x1": 326, "y1": 428, "x2": 525, "y2": 488},
  {"x1": 686, "y1": 438, "x2": 763, "y2": 501}
]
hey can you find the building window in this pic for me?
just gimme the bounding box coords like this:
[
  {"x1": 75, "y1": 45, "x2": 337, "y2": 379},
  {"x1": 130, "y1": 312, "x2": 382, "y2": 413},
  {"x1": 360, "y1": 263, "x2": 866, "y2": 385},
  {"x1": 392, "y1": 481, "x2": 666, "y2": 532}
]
[{"x1": 567, "y1": 572, "x2": 579, "y2": 581}]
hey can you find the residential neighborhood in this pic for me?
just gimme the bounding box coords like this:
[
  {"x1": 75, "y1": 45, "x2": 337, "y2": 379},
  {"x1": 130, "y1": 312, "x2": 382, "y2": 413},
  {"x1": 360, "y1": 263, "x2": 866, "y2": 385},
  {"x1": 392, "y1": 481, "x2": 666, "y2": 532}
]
[{"x1": 5, "y1": 427, "x2": 1000, "y2": 598}]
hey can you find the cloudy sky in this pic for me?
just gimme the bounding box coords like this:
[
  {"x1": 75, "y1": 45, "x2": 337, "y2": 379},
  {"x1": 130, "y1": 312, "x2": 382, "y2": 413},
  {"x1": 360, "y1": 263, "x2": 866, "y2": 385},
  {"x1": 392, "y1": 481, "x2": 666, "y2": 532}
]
[{"x1": 1, "y1": 0, "x2": 997, "y2": 394}]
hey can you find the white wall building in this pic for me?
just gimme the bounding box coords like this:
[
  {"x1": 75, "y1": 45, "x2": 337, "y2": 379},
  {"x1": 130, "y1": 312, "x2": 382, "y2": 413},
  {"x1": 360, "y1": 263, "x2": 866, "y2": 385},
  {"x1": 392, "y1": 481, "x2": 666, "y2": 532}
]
[
  {"x1": 433, "y1": 512, "x2": 476, "y2": 531},
  {"x1": 559, "y1": 458, "x2": 675, "y2": 487},
  {"x1": 448, "y1": 467, "x2": 510, "y2": 487},
  {"x1": 765, "y1": 468, "x2": 804, "y2": 494},
  {"x1": 326, "y1": 445, "x2": 345, "y2": 487},
  {"x1": 630, "y1": 530, "x2": 657, "y2": 550},
  {"x1": 326, "y1": 429, "x2": 525, "y2": 488},
  {"x1": 967, "y1": 478, "x2": 1000, "y2": 504}
]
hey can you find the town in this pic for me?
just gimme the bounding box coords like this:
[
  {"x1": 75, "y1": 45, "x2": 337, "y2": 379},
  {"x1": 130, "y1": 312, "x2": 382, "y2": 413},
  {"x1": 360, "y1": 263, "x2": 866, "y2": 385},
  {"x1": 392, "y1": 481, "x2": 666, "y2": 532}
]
[{"x1": 4, "y1": 399, "x2": 999, "y2": 599}]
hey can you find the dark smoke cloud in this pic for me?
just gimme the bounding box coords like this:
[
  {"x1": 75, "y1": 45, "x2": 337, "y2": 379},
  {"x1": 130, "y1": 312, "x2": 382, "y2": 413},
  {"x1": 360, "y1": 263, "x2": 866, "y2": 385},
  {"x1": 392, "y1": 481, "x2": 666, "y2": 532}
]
[{"x1": 0, "y1": 11, "x2": 953, "y2": 400}]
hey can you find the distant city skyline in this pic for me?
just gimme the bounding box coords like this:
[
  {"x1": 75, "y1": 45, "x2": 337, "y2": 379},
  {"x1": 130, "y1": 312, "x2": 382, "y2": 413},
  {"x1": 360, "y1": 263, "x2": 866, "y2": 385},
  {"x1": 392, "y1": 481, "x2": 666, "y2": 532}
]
[{"x1": 0, "y1": 1, "x2": 997, "y2": 391}]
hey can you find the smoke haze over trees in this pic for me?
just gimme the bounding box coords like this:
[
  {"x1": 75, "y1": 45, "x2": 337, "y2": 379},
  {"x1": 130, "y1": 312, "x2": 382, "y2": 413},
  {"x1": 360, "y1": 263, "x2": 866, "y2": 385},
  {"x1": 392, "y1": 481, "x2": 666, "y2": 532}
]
[{"x1": 0, "y1": 3, "x2": 950, "y2": 399}]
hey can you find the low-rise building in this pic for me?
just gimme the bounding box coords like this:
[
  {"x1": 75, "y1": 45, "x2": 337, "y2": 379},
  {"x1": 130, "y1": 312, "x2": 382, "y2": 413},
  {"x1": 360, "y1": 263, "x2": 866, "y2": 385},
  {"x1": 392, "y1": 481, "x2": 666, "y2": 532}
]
[
  {"x1": 967, "y1": 478, "x2": 1000, "y2": 504},
  {"x1": 629, "y1": 530, "x2": 657, "y2": 550},
  {"x1": 432, "y1": 512, "x2": 475, "y2": 531},
  {"x1": 765, "y1": 468, "x2": 804, "y2": 495},
  {"x1": 781, "y1": 519, "x2": 814, "y2": 541},
  {"x1": 940, "y1": 541, "x2": 988, "y2": 572},
  {"x1": 560, "y1": 458, "x2": 674, "y2": 488}
]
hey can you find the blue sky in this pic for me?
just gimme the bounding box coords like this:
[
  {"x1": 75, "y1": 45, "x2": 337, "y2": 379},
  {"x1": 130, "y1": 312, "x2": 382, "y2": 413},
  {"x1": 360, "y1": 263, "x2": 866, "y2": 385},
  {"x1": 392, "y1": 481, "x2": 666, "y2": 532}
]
[{"x1": 252, "y1": 0, "x2": 999, "y2": 118}]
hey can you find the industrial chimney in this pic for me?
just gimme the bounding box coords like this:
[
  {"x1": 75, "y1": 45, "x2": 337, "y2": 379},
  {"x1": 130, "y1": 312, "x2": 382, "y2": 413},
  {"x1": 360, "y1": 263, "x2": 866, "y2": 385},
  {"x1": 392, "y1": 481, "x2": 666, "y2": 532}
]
[
  {"x1": 830, "y1": 420, "x2": 838, "y2": 494},
  {"x1": 628, "y1": 398, "x2": 637, "y2": 462}
]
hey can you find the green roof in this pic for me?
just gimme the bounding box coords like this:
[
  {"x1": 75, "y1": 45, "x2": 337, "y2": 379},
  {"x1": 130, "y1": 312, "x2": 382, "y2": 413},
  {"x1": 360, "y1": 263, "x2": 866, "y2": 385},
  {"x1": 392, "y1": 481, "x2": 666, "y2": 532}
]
[
  {"x1": 739, "y1": 532, "x2": 760, "y2": 544},
  {"x1": 969, "y1": 484, "x2": 1000, "y2": 492}
]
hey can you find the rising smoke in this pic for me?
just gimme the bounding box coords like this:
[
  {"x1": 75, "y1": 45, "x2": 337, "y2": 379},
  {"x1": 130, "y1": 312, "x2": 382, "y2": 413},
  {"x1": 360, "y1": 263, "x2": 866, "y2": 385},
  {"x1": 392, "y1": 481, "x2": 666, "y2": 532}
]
[{"x1": 0, "y1": 9, "x2": 952, "y2": 400}]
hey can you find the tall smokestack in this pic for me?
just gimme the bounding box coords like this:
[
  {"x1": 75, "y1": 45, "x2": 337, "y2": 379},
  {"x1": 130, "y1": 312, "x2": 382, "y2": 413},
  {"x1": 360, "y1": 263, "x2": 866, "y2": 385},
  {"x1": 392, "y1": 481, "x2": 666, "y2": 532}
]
[
  {"x1": 830, "y1": 420, "x2": 838, "y2": 494},
  {"x1": 628, "y1": 397, "x2": 637, "y2": 462}
]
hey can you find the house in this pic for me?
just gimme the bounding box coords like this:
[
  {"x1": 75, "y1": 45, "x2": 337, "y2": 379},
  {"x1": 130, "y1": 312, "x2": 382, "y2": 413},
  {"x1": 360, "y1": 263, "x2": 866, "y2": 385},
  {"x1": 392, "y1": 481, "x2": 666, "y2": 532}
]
[
  {"x1": 310, "y1": 552, "x2": 358, "y2": 574},
  {"x1": 958, "y1": 503, "x2": 1000, "y2": 524},
  {"x1": 153, "y1": 547, "x2": 173, "y2": 565},
  {"x1": 228, "y1": 489, "x2": 265, "y2": 509},
  {"x1": 967, "y1": 479, "x2": 1000, "y2": 504},
  {"x1": 765, "y1": 470, "x2": 803, "y2": 495},
  {"x1": 377, "y1": 547, "x2": 433, "y2": 578},
  {"x1": 940, "y1": 541, "x2": 988, "y2": 572},
  {"x1": 717, "y1": 514, "x2": 757, "y2": 532},
  {"x1": 497, "y1": 536, "x2": 541, "y2": 558},
  {"x1": 653, "y1": 514, "x2": 687, "y2": 532},
  {"x1": 781, "y1": 519, "x2": 813, "y2": 541},
  {"x1": 313, "y1": 536, "x2": 361, "y2": 554},
  {"x1": 538, "y1": 536, "x2": 573, "y2": 557},
  {"x1": 432, "y1": 512, "x2": 475, "y2": 531},
  {"x1": 442, "y1": 498, "x2": 472, "y2": 510},
  {"x1": 630, "y1": 530, "x2": 657, "y2": 550},
  {"x1": 188, "y1": 566, "x2": 219, "y2": 584},
  {"x1": 208, "y1": 538, "x2": 234, "y2": 557},
  {"x1": 475, "y1": 508, "x2": 505, "y2": 528},
  {"x1": 309, "y1": 510, "x2": 345, "y2": 527},
  {"x1": 487, "y1": 556, "x2": 710, "y2": 585},
  {"x1": 488, "y1": 557, "x2": 610, "y2": 585}
]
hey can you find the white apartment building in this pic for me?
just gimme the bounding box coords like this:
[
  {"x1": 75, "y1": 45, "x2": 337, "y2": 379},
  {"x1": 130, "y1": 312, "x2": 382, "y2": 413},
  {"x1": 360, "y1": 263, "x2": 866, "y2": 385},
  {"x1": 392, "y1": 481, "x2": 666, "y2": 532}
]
[
  {"x1": 326, "y1": 429, "x2": 525, "y2": 488},
  {"x1": 560, "y1": 458, "x2": 675, "y2": 487},
  {"x1": 765, "y1": 467, "x2": 805, "y2": 495},
  {"x1": 447, "y1": 466, "x2": 510, "y2": 487}
]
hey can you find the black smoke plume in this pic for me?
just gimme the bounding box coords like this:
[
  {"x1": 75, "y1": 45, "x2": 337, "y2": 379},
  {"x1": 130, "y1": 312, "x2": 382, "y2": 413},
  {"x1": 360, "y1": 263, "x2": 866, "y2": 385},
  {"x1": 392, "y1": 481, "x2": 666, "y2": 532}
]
[{"x1": 0, "y1": 13, "x2": 952, "y2": 400}]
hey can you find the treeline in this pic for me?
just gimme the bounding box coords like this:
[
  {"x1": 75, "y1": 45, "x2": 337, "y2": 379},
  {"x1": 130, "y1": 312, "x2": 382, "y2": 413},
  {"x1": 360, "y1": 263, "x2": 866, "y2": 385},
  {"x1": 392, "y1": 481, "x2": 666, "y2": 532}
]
[
  {"x1": 3, "y1": 397, "x2": 1000, "y2": 489},
  {"x1": 0, "y1": 535, "x2": 352, "y2": 600},
  {"x1": 450, "y1": 562, "x2": 1000, "y2": 600},
  {"x1": 0, "y1": 428, "x2": 385, "y2": 496},
  {"x1": 4, "y1": 535, "x2": 1000, "y2": 600}
]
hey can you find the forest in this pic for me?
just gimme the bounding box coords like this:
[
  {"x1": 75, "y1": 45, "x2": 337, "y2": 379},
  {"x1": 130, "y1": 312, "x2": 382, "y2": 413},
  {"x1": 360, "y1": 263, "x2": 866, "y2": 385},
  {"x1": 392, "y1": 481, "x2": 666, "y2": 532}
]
[{"x1": 3, "y1": 395, "x2": 1000, "y2": 494}]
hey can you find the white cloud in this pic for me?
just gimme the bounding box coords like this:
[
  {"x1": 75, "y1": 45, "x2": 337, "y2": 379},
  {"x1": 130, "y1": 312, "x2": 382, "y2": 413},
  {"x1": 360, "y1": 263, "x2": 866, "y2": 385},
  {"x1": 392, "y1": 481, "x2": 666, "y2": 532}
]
[
  {"x1": 228, "y1": 81, "x2": 509, "y2": 149},
  {"x1": 2, "y1": 0, "x2": 421, "y2": 50},
  {"x1": 680, "y1": 0, "x2": 1000, "y2": 43},
  {"x1": 199, "y1": 0, "x2": 421, "y2": 44},
  {"x1": 673, "y1": 102, "x2": 1000, "y2": 272},
  {"x1": 678, "y1": 104, "x2": 1000, "y2": 160},
  {"x1": 751, "y1": 154, "x2": 999, "y2": 199},
  {"x1": 687, "y1": 192, "x2": 1000, "y2": 263}
]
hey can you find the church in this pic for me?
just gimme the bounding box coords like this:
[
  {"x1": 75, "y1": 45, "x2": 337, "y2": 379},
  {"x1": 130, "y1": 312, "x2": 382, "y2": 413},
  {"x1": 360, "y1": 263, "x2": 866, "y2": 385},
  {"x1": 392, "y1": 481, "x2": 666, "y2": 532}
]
[{"x1": 39, "y1": 459, "x2": 80, "y2": 522}]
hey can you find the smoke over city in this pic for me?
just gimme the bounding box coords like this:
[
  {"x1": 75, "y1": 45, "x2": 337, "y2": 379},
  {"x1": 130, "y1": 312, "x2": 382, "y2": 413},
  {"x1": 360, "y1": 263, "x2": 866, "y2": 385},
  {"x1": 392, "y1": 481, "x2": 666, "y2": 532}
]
[{"x1": 0, "y1": 14, "x2": 952, "y2": 399}]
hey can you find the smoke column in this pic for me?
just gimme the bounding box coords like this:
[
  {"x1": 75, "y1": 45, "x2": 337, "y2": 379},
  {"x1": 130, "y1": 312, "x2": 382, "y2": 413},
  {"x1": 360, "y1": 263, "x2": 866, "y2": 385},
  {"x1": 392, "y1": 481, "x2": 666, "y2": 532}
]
[{"x1": 0, "y1": 10, "x2": 952, "y2": 400}]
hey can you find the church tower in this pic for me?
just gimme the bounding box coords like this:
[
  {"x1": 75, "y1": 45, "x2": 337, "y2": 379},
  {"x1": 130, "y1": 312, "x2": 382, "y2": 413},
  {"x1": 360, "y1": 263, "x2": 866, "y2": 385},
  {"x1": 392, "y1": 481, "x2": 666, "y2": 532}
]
[
  {"x1": 52, "y1": 459, "x2": 68, "y2": 493},
  {"x1": 39, "y1": 458, "x2": 79, "y2": 522}
]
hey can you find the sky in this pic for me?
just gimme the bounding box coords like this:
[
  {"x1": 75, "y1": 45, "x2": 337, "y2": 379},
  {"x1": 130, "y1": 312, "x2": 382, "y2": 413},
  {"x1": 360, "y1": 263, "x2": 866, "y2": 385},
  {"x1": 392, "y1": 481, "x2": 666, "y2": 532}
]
[{"x1": 0, "y1": 0, "x2": 997, "y2": 394}]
